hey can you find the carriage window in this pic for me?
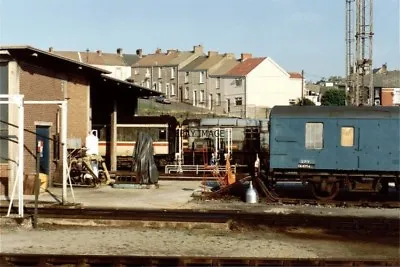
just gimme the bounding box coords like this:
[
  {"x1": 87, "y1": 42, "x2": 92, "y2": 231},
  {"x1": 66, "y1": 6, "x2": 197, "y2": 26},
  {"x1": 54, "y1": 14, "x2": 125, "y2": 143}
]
[
  {"x1": 305, "y1": 123, "x2": 323, "y2": 149},
  {"x1": 341, "y1": 127, "x2": 354, "y2": 147},
  {"x1": 159, "y1": 129, "x2": 167, "y2": 141}
]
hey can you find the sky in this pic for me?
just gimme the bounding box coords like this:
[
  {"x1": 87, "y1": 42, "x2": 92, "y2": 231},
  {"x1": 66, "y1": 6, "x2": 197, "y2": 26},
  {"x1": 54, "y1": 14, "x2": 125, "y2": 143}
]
[{"x1": 0, "y1": 0, "x2": 399, "y2": 81}]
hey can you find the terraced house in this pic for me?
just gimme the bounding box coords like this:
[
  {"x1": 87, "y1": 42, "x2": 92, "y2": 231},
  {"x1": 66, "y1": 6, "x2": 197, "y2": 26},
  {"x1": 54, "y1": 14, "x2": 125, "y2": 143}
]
[
  {"x1": 51, "y1": 47, "x2": 138, "y2": 81},
  {"x1": 130, "y1": 45, "x2": 204, "y2": 101},
  {"x1": 179, "y1": 51, "x2": 236, "y2": 109}
]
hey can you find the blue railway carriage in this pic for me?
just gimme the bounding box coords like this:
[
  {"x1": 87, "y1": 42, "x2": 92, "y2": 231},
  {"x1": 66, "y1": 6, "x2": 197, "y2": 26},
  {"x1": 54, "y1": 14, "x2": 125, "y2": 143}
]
[{"x1": 268, "y1": 106, "x2": 400, "y2": 200}]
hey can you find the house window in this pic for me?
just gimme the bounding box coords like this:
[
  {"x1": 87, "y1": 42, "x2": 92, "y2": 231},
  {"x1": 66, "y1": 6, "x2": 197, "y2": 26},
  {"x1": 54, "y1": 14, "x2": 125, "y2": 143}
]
[
  {"x1": 235, "y1": 97, "x2": 243, "y2": 106},
  {"x1": 158, "y1": 82, "x2": 163, "y2": 92},
  {"x1": 134, "y1": 68, "x2": 138, "y2": 75},
  {"x1": 146, "y1": 80, "x2": 150, "y2": 88},
  {"x1": 305, "y1": 123, "x2": 324, "y2": 149},
  {"x1": 216, "y1": 78, "x2": 220, "y2": 89},
  {"x1": 146, "y1": 68, "x2": 150, "y2": 76},
  {"x1": 184, "y1": 87, "x2": 189, "y2": 99},
  {"x1": 165, "y1": 83, "x2": 170, "y2": 96},
  {"x1": 226, "y1": 98, "x2": 231, "y2": 112},
  {"x1": 199, "y1": 71, "x2": 205, "y2": 83},
  {"x1": 152, "y1": 82, "x2": 157, "y2": 91},
  {"x1": 289, "y1": 99, "x2": 296, "y2": 105},
  {"x1": 171, "y1": 83, "x2": 175, "y2": 96},
  {"x1": 185, "y1": 72, "x2": 189, "y2": 83},
  {"x1": 209, "y1": 94, "x2": 213, "y2": 109},
  {"x1": 216, "y1": 93, "x2": 221, "y2": 106},
  {"x1": 341, "y1": 127, "x2": 354, "y2": 147},
  {"x1": 158, "y1": 67, "x2": 162, "y2": 79},
  {"x1": 199, "y1": 90, "x2": 205, "y2": 103},
  {"x1": 235, "y1": 79, "x2": 242, "y2": 87},
  {"x1": 171, "y1": 68, "x2": 175, "y2": 79}
]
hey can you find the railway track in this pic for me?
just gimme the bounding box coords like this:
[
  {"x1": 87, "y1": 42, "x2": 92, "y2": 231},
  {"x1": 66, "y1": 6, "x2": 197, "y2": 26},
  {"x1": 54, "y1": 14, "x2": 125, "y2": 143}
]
[
  {"x1": 1, "y1": 254, "x2": 399, "y2": 267},
  {"x1": 2, "y1": 206, "x2": 399, "y2": 233}
]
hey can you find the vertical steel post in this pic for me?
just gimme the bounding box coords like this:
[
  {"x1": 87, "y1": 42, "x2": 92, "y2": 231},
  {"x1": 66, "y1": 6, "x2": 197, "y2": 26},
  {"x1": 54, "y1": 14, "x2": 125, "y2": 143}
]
[
  {"x1": 61, "y1": 101, "x2": 68, "y2": 204},
  {"x1": 17, "y1": 95, "x2": 24, "y2": 217}
]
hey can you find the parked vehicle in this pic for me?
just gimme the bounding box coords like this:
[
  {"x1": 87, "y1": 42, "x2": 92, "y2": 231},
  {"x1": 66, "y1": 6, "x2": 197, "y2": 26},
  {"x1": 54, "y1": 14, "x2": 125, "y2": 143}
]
[{"x1": 155, "y1": 95, "x2": 171, "y2": 104}]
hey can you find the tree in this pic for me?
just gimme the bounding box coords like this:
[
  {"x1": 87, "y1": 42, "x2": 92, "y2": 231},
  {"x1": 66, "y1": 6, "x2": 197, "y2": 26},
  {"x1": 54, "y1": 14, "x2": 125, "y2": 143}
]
[
  {"x1": 295, "y1": 97, "x2": 316, "y2": 106},
  {"x1": 321, "y1": 89, "x2": 346, "y2": 106}
]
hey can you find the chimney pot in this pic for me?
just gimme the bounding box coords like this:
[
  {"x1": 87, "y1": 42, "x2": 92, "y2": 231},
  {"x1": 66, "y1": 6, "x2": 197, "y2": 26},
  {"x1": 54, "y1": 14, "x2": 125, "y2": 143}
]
[
  {"x1": 48, "y1": 47, "x2": 53, "y2": 53},
  {"x1": 117, "y1": 48, "x2": 123, "y2": 56},
  {"x1": 155, "y1": 48, "x2": 162, "y2": 54},
  {"x1": 136, "y1": 49, "x2": 143, "y2": 58},
  {"x1": 193, "y1": 45, "x2": 203, "y2": 54},
  {"x1": 96, "y1": 50, "x2": 102, "y2": 56},
  {"x1": 241, "y1": 53, "x2": 252, "y2": 61},
  {"x1": 208, "y1": 51, "x2": 218, "y2": 57}
]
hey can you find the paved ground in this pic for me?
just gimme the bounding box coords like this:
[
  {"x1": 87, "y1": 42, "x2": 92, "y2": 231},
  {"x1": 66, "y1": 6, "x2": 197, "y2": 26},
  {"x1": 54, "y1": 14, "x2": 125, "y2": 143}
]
[
  {"x1": 1, "y1": 225, "x2": 399, "y2": 259},
  {"x1": 2, "y1": 180, "x2": 399, "y2": 219}
]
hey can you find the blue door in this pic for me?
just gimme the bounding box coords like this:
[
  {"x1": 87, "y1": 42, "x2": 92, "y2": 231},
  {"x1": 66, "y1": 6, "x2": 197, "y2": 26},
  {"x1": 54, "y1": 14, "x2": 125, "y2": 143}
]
[
  {"x1": 36, "y1": 126, "x2": 50, "y2": 175},
  {"x1": 335, "y1": 120, "x2": 359, "y2": 171}
]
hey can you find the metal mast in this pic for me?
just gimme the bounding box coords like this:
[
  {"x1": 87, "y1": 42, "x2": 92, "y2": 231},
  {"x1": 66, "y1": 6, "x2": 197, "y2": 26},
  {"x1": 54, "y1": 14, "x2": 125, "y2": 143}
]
[
  {"x1": 354, "y1": 0, "x2": 374, "y2": 105},
  {"x1": 345, "y1": 0, "x2": 355, "y2": 104}
]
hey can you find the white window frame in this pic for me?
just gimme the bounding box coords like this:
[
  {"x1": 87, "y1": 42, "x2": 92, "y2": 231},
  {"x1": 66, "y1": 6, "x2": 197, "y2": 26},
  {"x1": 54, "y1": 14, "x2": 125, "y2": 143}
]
[
  {"x1": 216, "y1": 93, "x2": 221, "y2": 106},
  {"x1": 165, "y1": 83, "x2": 170, "y2": 96},
  {"x1": 199, "y1": 72, "x2": 204, "y2": 84},
  {"x1": 158, "y1": 67, "x2": 162, "y2": 79},
  {"x1": 171, "y1": 83, "x2": 175, "y2": 96},
  {"x1": 184, "y1": 87, "x2": 189, "y2": 100},
  {"x1": 171, "y1": 67, "x2": 175, "y2": 79},
  {"x1": 185, "y1": 72, "x2": 189, "y2": 83},
  {"x1": 305, "y1": 122, "x2": 324, "y2": 149},
  {"x1": 199, "y1": 90, "x2": 205, "y2": 103},
  {"x1": 216, "y1": 77, "x2": 220, "y2": 89},
  {"x1": 158, "y1": 82, "x2": 163, "y2": 92}
]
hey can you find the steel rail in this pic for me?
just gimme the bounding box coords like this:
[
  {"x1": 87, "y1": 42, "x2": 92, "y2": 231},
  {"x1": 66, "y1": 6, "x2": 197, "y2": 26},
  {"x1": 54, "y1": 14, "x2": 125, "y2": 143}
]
[
  {"x1": 1, "y1": 206, "x2": 399, "y2": 232},
  {"x1": 1, "y1": 254, "x2": 399, "y2": 267}
]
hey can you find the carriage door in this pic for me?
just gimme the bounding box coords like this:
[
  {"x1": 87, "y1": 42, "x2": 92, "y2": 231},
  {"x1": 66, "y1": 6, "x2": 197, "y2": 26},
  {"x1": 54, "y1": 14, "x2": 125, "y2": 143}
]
[{"x1": 336, "y1": 120, "x2": 359, "y2": 170}]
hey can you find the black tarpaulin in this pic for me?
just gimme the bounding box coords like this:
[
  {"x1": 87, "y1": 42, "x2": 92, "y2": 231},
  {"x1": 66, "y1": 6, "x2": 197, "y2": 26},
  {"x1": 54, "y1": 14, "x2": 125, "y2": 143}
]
[{"x1": 132, "y1": 132, "x2": 159, "y2": 184}]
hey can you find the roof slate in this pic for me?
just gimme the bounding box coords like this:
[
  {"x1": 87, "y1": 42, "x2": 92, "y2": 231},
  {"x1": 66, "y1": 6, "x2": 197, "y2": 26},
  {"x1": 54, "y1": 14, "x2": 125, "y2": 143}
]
[
  {"x1": 209, "y1": 59, "x2": 240, "y2": 76},
  {"x1": 180, "y1": 54, "x2": 228, "y2": 71},
  {"x1": 223, "y1": 57, "x2": 266, "y2": 77},
  {"x1": 54, "y1": 51, "x2": 128, "y2": 66}
]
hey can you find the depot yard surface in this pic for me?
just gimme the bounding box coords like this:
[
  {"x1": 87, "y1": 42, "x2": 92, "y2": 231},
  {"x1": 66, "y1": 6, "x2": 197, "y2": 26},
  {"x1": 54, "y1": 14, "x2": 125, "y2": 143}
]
[
  {"x1": 1, "y1": 224, "x2": 399, "y2": 259},
  {"x1": 2, "y1": 180, "x2": 399, "y2": 218},
  {"x1": 1, "y1": 180, "x2": 399, "y2": 262}
]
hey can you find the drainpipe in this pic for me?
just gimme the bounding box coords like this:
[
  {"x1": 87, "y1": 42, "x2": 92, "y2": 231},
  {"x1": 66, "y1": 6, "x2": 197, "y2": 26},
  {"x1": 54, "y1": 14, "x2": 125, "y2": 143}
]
[
  {"x1": 244, "y1": 77, "x2": 247, "y2": 118},
  {"x1": 176, "y1": 65, "x2": 179, "y2": 102}
]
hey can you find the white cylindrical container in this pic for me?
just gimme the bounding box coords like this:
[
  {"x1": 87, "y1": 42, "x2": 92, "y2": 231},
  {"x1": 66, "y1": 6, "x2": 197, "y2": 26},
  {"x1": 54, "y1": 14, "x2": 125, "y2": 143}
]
[
  {"x1": 85, "y1": 130, "x2": 99, "y2": 155},
  {"x1": 90, "y1": 160, "x2": 99, "y2": 178},
  {"x1": 246, "y1": 181, "x2": 258, "y2": 204}
]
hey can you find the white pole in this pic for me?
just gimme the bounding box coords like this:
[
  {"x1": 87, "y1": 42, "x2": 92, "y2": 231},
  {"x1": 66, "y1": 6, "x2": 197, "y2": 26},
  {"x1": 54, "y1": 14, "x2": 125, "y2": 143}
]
[
  {"x1": 61, "y1": 101, "x2": 68, "y2": 204},
  {"x1": 17, "y1": 95, "x2": 24, "y2": 217}
]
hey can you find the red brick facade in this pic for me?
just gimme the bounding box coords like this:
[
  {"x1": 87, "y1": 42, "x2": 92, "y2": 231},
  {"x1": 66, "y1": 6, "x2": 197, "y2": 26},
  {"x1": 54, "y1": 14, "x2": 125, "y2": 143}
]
[{"x1": 3, "y1": 62, "x2": 90, "y2": 195}]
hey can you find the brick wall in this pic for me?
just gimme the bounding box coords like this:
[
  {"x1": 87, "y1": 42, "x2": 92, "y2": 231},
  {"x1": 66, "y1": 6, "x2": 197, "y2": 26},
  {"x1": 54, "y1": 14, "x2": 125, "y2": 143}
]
[
  {"x1": 17, "y1": 62, "x2": 90, "y2": 188},
  {"x1": 66, "y1": 77, "x2": 90, "y2": 146},
  {"x1": 0, "y1": 164, "x2": 9, "y2": 195}
]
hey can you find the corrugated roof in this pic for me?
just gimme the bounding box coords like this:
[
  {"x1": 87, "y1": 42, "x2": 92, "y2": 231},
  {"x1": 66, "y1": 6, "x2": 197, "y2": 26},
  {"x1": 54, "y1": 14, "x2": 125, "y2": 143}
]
[{"x1": 223, "y1": 57, "x2": 266, "y2": 77}]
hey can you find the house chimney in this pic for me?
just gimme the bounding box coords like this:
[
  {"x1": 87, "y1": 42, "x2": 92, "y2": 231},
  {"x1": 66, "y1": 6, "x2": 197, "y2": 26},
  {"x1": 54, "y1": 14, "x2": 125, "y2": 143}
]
[
  {"x1": 96, "y1": 50, "x2": 102, "y2": 56},
  {"x1": 117, "y1": 48, "x2": 123, "y2": 56},
  {"x1": 208, "y1": 51, "x2": 218, "y2": 57},
  {"x1": 48, "y1": 47, "x2": 53, "y2": 53},
  {"x1": 382, "y1": 63, "x2": 387, "y2": 73},
  {"x1": 193, "y1": 45, "x2": 203, "y2": 54},
  {"x1": 167, "y1": 49, "x2": 177, "y2": 55},
  {"x1": 241, "y1": 53, "x2": 252, "y2": 61},
  {"x1": 136, "y1": 49, "x2": 143, "y2": 58},
  {"x1": 155, "y1": 48, "x2": 162, "y2": 54},
  {"x1": 224, "y1": 53, "x2": 235, "y2": 59}
]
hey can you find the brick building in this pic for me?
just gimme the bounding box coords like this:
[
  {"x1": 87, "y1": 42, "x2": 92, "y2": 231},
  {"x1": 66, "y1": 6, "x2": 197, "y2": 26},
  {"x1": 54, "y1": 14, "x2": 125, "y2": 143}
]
[{"x1": 0, "y1": 46, "x2": 159, "y2": 196}]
